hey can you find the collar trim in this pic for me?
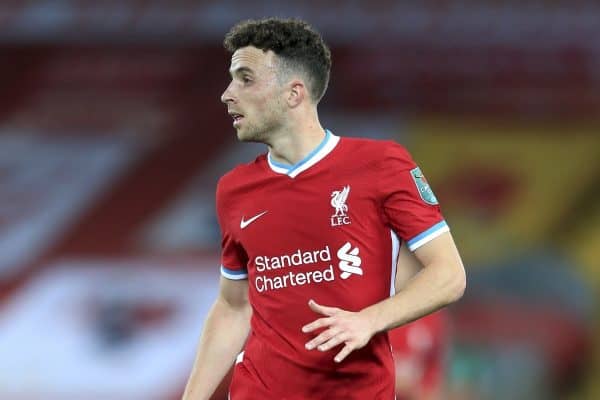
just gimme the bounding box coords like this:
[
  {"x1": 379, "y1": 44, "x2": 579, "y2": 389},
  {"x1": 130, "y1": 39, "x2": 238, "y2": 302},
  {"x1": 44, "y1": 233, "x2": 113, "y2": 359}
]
[{"x1": 267, "y1": 129, "x2": 339, "y2": 178}]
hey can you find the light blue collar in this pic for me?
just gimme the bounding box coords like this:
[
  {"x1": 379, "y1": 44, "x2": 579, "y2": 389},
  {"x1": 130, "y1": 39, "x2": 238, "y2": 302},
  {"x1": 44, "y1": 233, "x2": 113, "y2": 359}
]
[{"x1": 267, "y1": 129, "x2": 340, "y2": 178}]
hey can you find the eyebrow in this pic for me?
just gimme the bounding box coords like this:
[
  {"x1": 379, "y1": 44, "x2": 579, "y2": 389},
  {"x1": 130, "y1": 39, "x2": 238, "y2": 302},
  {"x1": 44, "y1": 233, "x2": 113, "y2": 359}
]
[{"x1": 229, "y1": 66, "x2": 254, "y2": 77}]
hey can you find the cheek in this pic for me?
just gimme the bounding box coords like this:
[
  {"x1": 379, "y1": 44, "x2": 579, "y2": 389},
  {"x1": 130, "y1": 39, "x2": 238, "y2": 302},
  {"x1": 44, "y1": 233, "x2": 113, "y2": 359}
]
[
  {"x1": 245, "y1": 91, "x2": 267, "y2": 110},
  {"x1": 255, "y1": 94, "x2": 279, "y2": 116},
  {"x1": 247, "y1": 85, "x2": 284, "y2": 117},
  {"x1": 267, "y1": 89, "x2": 286, "y2": 110}
]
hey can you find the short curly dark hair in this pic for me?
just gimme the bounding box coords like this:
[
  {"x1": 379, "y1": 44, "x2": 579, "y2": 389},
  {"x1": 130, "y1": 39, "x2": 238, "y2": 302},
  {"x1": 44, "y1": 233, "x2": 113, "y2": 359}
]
[{"x1": 224, "y1": 18, "x2": 332, "y2": 103}]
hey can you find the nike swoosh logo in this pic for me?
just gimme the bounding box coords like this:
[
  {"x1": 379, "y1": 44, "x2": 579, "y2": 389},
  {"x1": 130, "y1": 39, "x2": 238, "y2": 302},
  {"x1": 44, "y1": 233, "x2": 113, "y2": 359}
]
[{"x1": 240, "y1": 211, "x2": 268, "y2": 229}]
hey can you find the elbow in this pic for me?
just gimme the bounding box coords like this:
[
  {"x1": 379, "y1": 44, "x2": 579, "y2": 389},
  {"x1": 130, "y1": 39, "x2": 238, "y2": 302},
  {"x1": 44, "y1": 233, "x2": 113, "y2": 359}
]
[{"x1": 446, "y1": 264, "x2": 466, "y2": 304}]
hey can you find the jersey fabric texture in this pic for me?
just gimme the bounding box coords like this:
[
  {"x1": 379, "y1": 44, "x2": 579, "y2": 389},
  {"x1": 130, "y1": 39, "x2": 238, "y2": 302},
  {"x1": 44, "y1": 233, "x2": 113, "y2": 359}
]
[{"x1": 217, "y1": 131, "x2": 449, "y2": 400}]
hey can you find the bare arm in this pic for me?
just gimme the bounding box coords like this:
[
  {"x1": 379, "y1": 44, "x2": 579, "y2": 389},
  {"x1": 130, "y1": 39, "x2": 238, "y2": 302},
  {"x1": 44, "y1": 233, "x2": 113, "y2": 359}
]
[
  {"x1": 303, "y1": 231, "x2": 465, "y2": 362},
  {"x1": 182, "y1": 276, "x2": 251, "y2": 400},
  {"x1": 368, "y1": 231, "x2": 465, "y2": 331},
  {"x1": 394, "y1": 239, "x2": 423, "y2": 292}
]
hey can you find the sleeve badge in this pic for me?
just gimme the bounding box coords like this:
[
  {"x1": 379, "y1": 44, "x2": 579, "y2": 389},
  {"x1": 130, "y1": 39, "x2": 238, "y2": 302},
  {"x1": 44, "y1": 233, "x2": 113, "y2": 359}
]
[{"x1": 410, "y1": 167, "x2": 439, "y2": 205}]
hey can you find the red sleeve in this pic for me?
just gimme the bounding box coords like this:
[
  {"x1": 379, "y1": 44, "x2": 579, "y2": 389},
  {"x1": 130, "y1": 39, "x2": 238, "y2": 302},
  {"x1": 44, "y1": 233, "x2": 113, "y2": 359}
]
[
  {"x1": 216, "y1": 177, "x2": 248, "y2": 280},
  {"x1": 378, "y1": 142, "x2": 449, "y2": 251}
]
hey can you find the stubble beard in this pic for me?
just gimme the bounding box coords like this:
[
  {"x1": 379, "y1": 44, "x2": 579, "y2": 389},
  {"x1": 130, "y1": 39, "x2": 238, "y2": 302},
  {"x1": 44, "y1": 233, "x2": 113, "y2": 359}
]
[
  {"x1": 236, "y1": 105, "x2": 286, "y2": 145},
  {"x1": 236, "y1": 120, "x2": 271, "y2": 143}
]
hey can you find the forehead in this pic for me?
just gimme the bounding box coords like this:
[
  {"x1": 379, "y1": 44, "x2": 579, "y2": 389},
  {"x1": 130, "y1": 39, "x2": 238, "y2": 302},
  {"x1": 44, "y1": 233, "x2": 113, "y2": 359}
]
[{"x1": 229, "y1": 46, "x2": 278, "y2": 75}]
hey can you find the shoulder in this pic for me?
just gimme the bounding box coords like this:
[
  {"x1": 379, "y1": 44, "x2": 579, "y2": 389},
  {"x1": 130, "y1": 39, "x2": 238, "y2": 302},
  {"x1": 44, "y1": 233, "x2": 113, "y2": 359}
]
[
  {"x1": 217, "y1": 154, "x2": 267, "y2": 198},
  {"x1": 338, "y1": 136, "x2": 414, "y2": 168}
]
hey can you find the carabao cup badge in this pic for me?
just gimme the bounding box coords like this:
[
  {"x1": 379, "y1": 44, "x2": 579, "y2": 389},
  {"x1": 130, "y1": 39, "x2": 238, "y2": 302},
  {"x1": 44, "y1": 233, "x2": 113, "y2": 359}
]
[{"x1": 410, "y1": 167, "x2": 439, "y2": 205}]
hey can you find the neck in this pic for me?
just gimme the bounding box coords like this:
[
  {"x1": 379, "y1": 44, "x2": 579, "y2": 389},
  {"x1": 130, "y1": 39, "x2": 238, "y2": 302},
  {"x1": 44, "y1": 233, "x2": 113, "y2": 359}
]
[{"x1": 268, "y1": 111, "x2": 326, "y2": 166}]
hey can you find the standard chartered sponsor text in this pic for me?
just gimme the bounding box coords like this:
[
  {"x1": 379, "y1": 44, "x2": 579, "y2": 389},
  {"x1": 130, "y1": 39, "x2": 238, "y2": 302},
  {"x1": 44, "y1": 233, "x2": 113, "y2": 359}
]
[
  {"x1": 254, "y1": 246, "x2": 334, "y2": 292},
  {"x1": 255, "y1": 267, "x2": 335, "y2": 292}
]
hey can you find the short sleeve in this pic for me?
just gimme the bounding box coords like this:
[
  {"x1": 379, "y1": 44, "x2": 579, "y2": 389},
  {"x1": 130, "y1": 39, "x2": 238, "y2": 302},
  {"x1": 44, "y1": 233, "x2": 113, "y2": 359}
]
[
  {"x1": 379, "y1": 142, "x2": 449, "y2": 251},
  {"x1": 216, "y1": 178, "x2": 249, "y2": 280}
]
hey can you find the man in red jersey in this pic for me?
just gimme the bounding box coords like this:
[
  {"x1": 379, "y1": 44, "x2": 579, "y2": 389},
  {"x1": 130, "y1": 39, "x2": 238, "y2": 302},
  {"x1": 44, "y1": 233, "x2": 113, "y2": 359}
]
[{"x1": 182, "y1": 18, "x2": 466, "y2": 400}]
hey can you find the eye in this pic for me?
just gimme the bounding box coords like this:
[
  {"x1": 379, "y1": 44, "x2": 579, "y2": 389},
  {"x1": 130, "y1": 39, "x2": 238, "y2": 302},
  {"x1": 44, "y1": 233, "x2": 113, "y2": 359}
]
[{"x1": 242, "y1": 76, "x2": 252, "y2": 84}]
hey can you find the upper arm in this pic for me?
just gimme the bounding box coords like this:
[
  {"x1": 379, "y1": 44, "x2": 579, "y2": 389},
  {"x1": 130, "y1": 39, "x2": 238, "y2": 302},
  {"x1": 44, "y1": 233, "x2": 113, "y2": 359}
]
[
  {"x1": 216, "y1": 177, "x2": 249, "y2": 280},
  {"x1": 216, "y1": 178, "x2": 250, "y2": 310},
  {"x1": 413, "y1": 231, "x2": 465, "y2": 282},
  {"x1": 377, "y1": 143, "x2": 465, "y2": 297},
  {"x1": 218, "y1": 275, "x2": 249, "y2": 310},
  {"x1": 394, "y1": 241, "x2": 423, "y2": 292},
  {"x1": 395, "y1": 232, "x2": 465, "y2": 292}
]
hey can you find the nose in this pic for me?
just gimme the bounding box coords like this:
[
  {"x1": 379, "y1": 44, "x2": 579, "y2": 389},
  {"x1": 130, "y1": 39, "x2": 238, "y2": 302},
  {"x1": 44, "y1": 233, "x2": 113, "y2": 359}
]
[{"x1": 221, "y1": 82, "x2": 236, "y2": 104}]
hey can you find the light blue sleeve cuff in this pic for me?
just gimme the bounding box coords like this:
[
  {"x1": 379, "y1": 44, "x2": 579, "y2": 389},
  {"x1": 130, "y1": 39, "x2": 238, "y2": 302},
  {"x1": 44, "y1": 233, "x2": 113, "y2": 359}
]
[
  {"x1": 220, "y1": 265, "x2": 248, "y2": 280},
  {"x1": 407, "y1": 220, "x2": 450, "y2": 251}
]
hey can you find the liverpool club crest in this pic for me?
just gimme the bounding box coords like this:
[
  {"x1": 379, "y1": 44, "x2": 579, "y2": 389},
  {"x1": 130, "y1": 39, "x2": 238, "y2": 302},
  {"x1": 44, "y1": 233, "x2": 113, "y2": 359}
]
[{"x1": 330, "y1": 185, "x2": 351, "y2": 226}]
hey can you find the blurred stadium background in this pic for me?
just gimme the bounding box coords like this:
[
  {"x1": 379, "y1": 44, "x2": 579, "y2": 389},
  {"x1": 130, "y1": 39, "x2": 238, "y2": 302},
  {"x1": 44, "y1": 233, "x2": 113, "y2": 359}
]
[{"x1": 0, "y1": 1, "x2": 598, "y2": 399}]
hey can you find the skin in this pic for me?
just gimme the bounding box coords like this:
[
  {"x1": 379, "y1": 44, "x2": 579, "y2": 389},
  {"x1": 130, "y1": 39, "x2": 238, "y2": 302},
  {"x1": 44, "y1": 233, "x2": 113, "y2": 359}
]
[
  {"x1": 221, "y1": 46, "x2": 327, "y2": 165},
  {"x1": 182, "y1": 45, "x2": 466, "y2": 399}
]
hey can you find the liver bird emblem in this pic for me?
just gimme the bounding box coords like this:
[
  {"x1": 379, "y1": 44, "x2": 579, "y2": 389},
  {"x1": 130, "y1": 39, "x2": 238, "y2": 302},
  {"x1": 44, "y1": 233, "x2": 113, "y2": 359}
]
[{"x1": 331, "y1": 185, "x2": 350, "y2": 216}]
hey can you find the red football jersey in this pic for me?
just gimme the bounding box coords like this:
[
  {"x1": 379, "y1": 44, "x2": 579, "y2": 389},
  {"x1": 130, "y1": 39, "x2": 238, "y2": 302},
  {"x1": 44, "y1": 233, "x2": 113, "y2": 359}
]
[{"x1": 217, "y1": 131, "x2": 448, "y2": 400}]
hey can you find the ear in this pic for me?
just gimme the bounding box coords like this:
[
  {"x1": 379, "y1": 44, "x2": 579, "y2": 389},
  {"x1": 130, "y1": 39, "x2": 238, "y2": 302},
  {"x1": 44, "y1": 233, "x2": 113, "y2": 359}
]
[{"x1": 287, "y1": 79, "x2": 306, "y2": 108}]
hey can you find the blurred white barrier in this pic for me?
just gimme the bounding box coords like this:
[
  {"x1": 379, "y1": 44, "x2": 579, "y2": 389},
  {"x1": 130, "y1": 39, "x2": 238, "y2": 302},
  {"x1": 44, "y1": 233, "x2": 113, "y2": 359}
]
[{"x1": 0, "y1": 258, "x2": 220, "y2": 400}]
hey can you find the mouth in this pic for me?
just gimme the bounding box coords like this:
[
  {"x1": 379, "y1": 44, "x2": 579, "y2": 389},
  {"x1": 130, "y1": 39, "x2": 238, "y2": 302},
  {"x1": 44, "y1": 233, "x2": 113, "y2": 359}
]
[{"x1": 228, "y1": 111, "x2": 244, "y2": 126}]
